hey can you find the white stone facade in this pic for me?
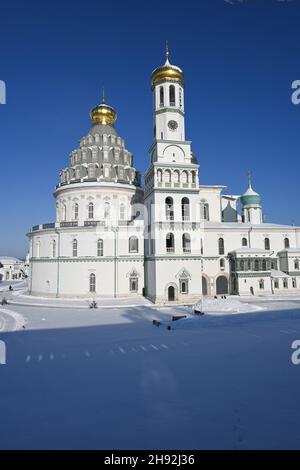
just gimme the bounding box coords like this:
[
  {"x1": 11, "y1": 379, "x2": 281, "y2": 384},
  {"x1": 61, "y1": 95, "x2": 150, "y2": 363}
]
[{"x1": 27, "y1": 52, "x2": 300, "y2": 302}]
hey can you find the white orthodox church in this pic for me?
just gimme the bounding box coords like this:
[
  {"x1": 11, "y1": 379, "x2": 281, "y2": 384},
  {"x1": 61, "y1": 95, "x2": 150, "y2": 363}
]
[{"x1": 27, "y1": 49, "x2": 300, "y2": 302}]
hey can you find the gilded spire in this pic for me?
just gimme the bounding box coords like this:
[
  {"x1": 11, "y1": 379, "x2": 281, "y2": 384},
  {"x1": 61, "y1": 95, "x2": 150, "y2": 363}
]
[
  {"x1": 165, "y1": 40, "x2": 171, "y2": 66},
  {"x1": 102, "y1": 86, "x2": 105, "y2": 104}
]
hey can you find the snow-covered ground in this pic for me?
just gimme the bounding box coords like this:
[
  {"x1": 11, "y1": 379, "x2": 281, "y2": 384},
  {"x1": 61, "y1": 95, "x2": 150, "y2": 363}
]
[{"x1": 1, "y1": 281, "x2": 300, "y2": 449}]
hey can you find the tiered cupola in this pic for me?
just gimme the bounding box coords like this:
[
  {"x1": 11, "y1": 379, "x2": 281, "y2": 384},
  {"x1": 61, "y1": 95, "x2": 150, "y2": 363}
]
[{"x1": 57, "y1": 96, "x2": 140, "y2": 188}]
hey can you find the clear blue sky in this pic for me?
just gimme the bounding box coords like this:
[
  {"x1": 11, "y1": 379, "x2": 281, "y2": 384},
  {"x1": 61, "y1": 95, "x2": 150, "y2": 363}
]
[{"x1": 0, "y1": 0, "x2": 300, "y2": 259}]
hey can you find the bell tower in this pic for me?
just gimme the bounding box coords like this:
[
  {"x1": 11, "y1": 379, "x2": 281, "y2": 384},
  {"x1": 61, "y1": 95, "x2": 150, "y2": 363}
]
[
  {"x1": 152, "y1": 43, "x2": 185, "y2": 144},
  {"x1": 150, "y1": 43, "x2": 193, "y2": 165},
  {"x1": 144, "y1": 45, "x2": 202, "y2": 304}
]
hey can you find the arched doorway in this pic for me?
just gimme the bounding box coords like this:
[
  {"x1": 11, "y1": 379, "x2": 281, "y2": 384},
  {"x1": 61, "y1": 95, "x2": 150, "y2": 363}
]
[
  {"x1": 202, "y1": 276, "x2": 208, "y2": 296},
  {"x1": 216, "y1": 275, "x2": 229, "y2": 295},
  {"x1": 168, "y1": 286, "x2": 175, "y2": 301}
]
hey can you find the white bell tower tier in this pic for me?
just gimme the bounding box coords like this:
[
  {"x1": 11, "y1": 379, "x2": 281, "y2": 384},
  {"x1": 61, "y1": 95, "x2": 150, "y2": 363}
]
[{"x1": 150, "y1": 44, "x2": 194, "y2": 165}]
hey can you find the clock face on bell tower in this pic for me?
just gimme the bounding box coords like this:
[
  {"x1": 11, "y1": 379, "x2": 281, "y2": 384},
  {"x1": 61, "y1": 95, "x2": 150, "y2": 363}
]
[{"x1": 168, "y1": 120, "x2": 178, "y2": 131}]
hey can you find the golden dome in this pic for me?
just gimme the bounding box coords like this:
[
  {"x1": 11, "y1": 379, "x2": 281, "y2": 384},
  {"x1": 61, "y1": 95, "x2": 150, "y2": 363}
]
[
  {"x1": 90, "y1": 97, "x2": 117, "y2": 125},
  {"x1": 151, "y1": 44, "x2": 184, "y2": 87}
]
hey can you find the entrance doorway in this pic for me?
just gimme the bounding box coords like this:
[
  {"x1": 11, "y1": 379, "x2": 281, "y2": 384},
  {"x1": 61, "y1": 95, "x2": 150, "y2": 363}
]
[
  {"x1": 168, "y1": 285, "x2": 175, "y2": 301},
  {"x1": 216, "y1": 276, "x2": 229, "y2": 295}
]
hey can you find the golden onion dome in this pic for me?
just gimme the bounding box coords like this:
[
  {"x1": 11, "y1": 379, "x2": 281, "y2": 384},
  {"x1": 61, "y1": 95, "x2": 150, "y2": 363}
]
[
  {"x1": 90, "y1": 97, "x2": 117, "y2": 125},
  {"x1": 151, "y1": 44, "x2": 184, "y2": 87}
]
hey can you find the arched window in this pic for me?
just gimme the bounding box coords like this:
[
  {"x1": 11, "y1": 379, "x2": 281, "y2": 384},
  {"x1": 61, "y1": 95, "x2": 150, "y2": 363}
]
[
  {"x1": 165, "y1": 197, "x2": 174, "y2": 220},
  {"x1": 240, "y1": 260, "x2": 245, "y2": 271},
  {"x1": 119, "y1": 203, "x2": 126, "y2": 221},
  {"x1": 292, "y1": 278, "x2": 297, "y2": 288},
  {"x1": 254, "y1": 260, "x2": 259, "y2": 271},
  {"x1": 88, "y1": 202, "x2": 94, "y2": 219},
  {"x1": 89, "y1": 165, "x2": 96, "y2": 178},
  {"x1": 264, "y1": 238, "x2": 270, "y2": 250},
  {"x1": 259, "y1": 279, "x2": 264, "y2": 290},
  {"x1": 74, "y1": 203, "x2": 79, "y2": 220},
  {"x1": 294, "y1": 259, "x2": 299, "y2": 270},
  {"x1": 166, "y1": 233, "x2": 175, "y2": 253},
  {"x1": 52, "y1": 240, "x2": 56, "y2": 258},
  {"x1": 62, "y1": 203, "x2": 67, "y2": 222},
  {"x1": 164, "y1": 170, "x2": 171, "y2": 183},
  {"x1": 284, "y1": 238, "x2": 290, "y2": 249},
  {"x1": 218, "y1": 238, "x2": 225, "y2": 255},
  {"x1": 181, "y1": 197, "x2": 190, "y2": 221},
  {"x1": 173, "y1": 170, "x2": 180, "y2": 184},
  {"x1": 220, "y1": 258, "x2": 225, "y2": 270},
  {"x1": 242, "y1": 238, "x2": 247, "y2": 247},
  {"x1": 200, "y1": 200, "x2": 209, "y2": 221},
  {"x1": 283, "y1": 278, "x2": 288, "y2": 289},
  {"x1": 104, "y1": 202, "x2": 110, "y2": 219},
  {"x1": 200, "y1": 238, "x2": 204, "y2": 255},
  {"x1": 262, "y1": 259, "x2": 267, "y2": 271},
  {"x1": 159, "y1": 86, "x2": 164, "y2": 107},
  {"x1": 191, "y1": 171, "x2": 196, "y2": 184},
  {"x1": 97, "y1": 239, "x2": 103, "y2": 257},
  {"x1": 73, "y1": 239, "x2": 78, "y2": 257},
  {"x1": 180, "y1": 279, "x2": 188, "y2": 294},
  {"x1": 129, "y1": 236, "x2": 138, "y2": 253},
  {"x1": 182, "y1": 233, "x2": 191, "y2": 253},
  {"x1": 89, "y1": 273, "x2": 96, "y2": 293},
  {"x1": 169, "y1": 85, "x2": 175, "y2": 106},
  {"x1": 182, "y1": 171, "x2": 188, "y2": 184}
]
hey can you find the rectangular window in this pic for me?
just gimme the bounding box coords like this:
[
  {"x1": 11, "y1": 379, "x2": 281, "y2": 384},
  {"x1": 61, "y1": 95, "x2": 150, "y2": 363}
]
[{"x1": 130, "y1": 278, "x2": 138, "y2": 292}]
